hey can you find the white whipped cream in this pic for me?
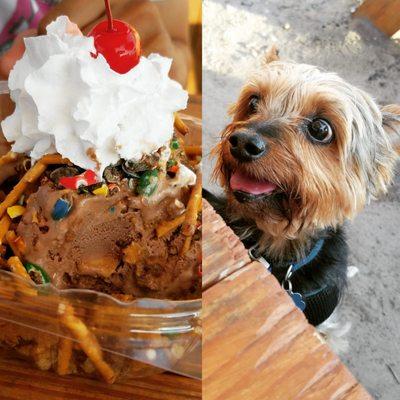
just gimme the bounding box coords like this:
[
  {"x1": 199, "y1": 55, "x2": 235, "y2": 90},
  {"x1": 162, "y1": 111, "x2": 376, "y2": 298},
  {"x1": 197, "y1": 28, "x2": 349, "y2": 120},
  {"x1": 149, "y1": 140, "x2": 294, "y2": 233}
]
[
  {"x1": 1, "y1": 16, "x2": 188, "y2": 176},
  {"x1": 149, "y1": 146, "x2": 196, "y2": 202},
  {"x1": 175, "y1": 164, "x2": 197, "y2": 187},
  {"x1": 151, "y1": 163, "x2": 197, "y2": 204}
]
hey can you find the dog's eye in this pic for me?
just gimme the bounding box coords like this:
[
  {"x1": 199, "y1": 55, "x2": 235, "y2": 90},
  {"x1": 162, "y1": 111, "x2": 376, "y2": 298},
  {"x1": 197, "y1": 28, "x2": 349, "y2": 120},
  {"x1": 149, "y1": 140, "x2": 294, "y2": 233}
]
[
  {"x1": 248, "y1": 95, "x2": 260, "y2": 114},
  {"x1": 307, "y1": 119, "x2": 333, "y2": 144}
]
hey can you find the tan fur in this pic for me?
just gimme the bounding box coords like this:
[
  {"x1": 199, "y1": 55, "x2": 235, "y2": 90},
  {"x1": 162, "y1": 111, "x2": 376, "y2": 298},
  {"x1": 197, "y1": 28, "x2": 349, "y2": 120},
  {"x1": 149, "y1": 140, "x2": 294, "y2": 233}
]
[
  {"x1": 263, "y1": 45, "x2": 280, "y2": 65},
  {"x1": 213, "y1": 52, "x2": 400, "y2": 260}
]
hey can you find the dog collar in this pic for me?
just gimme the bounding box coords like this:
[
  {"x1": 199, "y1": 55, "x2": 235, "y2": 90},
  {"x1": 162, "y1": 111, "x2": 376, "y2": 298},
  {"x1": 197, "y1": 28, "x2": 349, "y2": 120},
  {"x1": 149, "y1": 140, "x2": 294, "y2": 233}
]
[
  {"x1": 248, "y1": 238, "x2": 324, "y2": 275},
  {"x1": 290, "y1": 238, "x2": 324, "y2": 273},
  {"x1": 281, "y1": 238, "x2": 325, "y2": 311},
  {"x1": 249, "y1": 238, "x2": 339, "y2": 325}
]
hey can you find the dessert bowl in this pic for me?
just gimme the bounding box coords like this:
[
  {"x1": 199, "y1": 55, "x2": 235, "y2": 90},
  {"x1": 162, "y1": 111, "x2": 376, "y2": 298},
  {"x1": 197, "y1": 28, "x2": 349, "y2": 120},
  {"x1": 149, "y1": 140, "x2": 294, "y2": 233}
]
[
  {"x1": 0, "y1": 99, "x2": 202, "y2": 382},
  {"x1": 0, "y1": 14, "x2": 202, "y2": 383},
  {"x1": 0, "y1": 268, "x2": 201, "y2": 382}
]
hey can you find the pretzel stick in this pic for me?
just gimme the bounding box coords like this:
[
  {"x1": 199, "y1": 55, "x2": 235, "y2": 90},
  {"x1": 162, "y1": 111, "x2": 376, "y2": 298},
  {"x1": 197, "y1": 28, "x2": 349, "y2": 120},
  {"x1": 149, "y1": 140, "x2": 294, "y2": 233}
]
[
  {"x1": 0, "y1": 161, "x2": 46, "y2": 218},
  {"x1": 40, "y1": 154, "x2": 71, "y2": 165},
  {"x1": 182, "y1": 172, "x2": 202, "y2": 237},
  {"x1": 6, "y1": 256, "x2": 37, "y2": 296},
  {"x1": 0, "y1": 151, "x2": 19, "y2": 166},
  {"x1": 5, "y1": 231, "x2": 25, "y2": 259},
  {"x1": 0, "y1": 152, "x2": 72, "y2": 218},
  {"x1": 57, "y1": 338, "x2": 73, "y2": 376},
  {"x1": 180, "y1": 236, "x2": 192, "y2": 256},
  {"x1": 184, "y1": 145, "x2": 202, "y2": 157},
  {"x1": 0, "y1": 215, "x2": 11, "y2": 245},
  {"x1": 180, "y1": 172, "x2": 202, "y2": 255},
  {"x1": 59, "y1": 303, "x2": 115, "y2": 384},
  {"x1": 156, "y1": 213, "x2": 186, "y2": 238},
  {"x1": 7, "y1": 256, "x2": 30, "y2": 280},
  {"x1": 174, "y1": 113, "x2": 189, "y2": 136}
]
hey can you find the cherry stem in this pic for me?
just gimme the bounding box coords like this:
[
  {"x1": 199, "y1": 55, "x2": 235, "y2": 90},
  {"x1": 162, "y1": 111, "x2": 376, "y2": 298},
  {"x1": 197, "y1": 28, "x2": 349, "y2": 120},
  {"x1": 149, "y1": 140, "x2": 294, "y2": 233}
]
[{"x1": 105, "y1": 0, "x2": 114, "y2": 32}]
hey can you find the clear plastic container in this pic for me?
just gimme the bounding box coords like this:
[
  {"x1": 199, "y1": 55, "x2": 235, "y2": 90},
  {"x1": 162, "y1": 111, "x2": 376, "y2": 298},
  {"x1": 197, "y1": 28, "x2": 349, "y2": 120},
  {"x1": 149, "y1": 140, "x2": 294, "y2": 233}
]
[
  {"x1": 0, "y1": 270, "x2": 201, "y2": 382},
  {"x1": 0, "y1": 88, "x2": 202, "y2": 383}
]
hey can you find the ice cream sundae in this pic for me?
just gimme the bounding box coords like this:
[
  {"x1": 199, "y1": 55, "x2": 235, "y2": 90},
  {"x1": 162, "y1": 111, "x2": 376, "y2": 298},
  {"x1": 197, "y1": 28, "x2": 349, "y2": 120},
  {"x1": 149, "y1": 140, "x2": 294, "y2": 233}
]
[
  {"x1": 0, "y1": 5, "x2": 201, "y2": 382},
  {"x1": 0, "y1": 13, "x2": 201, "y2": 299}
]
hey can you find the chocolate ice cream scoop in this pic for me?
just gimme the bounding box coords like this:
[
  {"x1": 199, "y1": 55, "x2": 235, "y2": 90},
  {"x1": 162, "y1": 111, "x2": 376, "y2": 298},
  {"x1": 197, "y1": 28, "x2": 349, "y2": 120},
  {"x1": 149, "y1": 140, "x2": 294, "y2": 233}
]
[{"x1": 18, "y1": 183, "x2": 200, "y2": 299}]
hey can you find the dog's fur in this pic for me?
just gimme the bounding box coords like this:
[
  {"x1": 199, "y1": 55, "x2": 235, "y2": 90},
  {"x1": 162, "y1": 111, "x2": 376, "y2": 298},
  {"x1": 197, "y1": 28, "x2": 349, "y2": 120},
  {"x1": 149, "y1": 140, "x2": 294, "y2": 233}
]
[{"x1": 205, "y1": 47, "x2": 400, "y2": 325}]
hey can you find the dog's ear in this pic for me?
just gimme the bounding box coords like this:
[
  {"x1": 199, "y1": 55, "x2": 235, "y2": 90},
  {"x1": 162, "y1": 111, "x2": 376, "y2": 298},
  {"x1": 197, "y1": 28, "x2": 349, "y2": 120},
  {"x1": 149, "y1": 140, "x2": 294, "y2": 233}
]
[
  {"x1": 381, "y1": 104, "x2": 400, "y2": 155},
  {"x1": 366, "y1": 104, "x2": 400, "y2": 198},
  {"x1": 263, "y1": 45, "x2": 280, "y2": 65}
]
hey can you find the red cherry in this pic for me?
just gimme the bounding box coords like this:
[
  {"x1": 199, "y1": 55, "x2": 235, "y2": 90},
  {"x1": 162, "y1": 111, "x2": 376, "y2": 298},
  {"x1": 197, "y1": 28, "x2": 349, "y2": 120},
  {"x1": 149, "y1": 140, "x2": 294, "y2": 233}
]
[{"x1": 88, "y1": 0, "x2": 141, "y2": 74}]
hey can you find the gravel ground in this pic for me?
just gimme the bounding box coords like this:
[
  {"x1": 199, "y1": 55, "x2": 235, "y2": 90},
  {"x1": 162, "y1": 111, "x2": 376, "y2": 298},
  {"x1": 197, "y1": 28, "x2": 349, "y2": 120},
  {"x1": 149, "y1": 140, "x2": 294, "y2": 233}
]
[{"x1": 203, "y1": 1, "x2": 400, "y2": 398}]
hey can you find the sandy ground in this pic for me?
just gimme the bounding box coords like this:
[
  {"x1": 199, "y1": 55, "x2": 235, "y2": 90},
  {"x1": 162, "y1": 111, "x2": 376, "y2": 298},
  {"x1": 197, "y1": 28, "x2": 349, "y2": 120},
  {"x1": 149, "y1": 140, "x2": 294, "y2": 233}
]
[{"x1": 203, "y1": 1, "x2": 400, "y2": 398}]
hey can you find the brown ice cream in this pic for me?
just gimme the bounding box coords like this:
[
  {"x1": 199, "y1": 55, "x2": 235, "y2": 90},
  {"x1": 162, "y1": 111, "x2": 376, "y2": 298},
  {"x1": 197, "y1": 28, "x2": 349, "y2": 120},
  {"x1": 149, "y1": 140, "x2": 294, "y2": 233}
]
[{"x1": 17, "y1": 182, "x2": 201, "y2": 299}]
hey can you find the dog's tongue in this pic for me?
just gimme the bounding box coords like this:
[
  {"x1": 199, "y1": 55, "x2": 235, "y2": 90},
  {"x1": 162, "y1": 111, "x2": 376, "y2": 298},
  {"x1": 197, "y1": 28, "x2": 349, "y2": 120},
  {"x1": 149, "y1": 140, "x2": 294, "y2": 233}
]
[{"x1": 230, "y1": 170, "x2": 277, "y2": 195}]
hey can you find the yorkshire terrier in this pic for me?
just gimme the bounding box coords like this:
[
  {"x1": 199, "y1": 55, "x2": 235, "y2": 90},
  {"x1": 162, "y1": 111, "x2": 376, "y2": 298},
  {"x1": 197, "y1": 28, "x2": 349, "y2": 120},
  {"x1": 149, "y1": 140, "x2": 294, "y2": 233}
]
[{"x1": 204, "y1": 47, "x2": 400, "y2": 327}]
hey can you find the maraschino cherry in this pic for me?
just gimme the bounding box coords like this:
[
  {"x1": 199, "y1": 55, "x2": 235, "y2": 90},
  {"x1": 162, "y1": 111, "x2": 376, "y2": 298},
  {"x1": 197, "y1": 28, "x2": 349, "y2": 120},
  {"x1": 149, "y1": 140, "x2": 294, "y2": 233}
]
[{"x1": 88, "y1": 0, "x2": 141, "y2": 74}]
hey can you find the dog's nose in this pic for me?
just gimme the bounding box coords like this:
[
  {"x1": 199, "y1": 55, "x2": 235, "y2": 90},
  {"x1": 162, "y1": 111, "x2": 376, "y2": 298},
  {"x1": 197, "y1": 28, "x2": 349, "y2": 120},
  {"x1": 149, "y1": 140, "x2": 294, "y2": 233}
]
[{"x1": 229, "y1": 131, "x2": 266, "y2": 162}]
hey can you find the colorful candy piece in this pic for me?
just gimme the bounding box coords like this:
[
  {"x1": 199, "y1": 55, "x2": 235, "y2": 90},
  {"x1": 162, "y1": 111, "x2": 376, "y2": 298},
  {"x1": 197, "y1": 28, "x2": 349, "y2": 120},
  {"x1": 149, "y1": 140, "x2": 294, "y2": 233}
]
[
  {"x1": 24, "y1": 262, "x2": 50, "y2": 284},
  {"x1": 93, "y1": 184, "x2": 109, "y2": 197},
  {"x1": 7, "y1": 205, "x2": 26, "y2": 219},
  {"x1": 50, "y1": 166, "x2": 80, "y2": 184},
  {"x1": 167, "y1": 159, "x2": 177, "y2": 169},
  {"x1": 137, "y1": 170, "x2": 159, "y2": 197},
  {"x1": 170, "y1": 139, "x2": 180, "y2": 150},
  {"x1": 52, "y1": 198, "x2": 72, "y2": 221},
  {"x1": 88, "y1": 0, "x2": 141, "y2": 73},
  {"x1": 59, "y1": 170, "x2": 98, "y2": 190},
  {"x1": 168, "y1": 165, "x2": 179, "y2": 174}
]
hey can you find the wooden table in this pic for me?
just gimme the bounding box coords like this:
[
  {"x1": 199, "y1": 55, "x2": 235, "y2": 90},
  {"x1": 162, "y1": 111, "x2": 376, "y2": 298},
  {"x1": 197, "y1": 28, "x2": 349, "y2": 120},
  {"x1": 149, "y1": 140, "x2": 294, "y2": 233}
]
[
  {"x1": 202, "y1": 200, "x2": 372, "y2": 400},
  {"x1": 0, "y1": 355, "x2": 200, "y2": 400}
]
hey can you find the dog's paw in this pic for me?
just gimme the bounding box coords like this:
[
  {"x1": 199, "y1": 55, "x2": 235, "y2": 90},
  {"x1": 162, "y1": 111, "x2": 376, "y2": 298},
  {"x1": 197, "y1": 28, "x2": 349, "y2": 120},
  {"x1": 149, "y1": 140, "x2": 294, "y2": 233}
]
[
  {"x1": 317, "y1": 310, "x2": 352, "y2": 354},
  {"x1": 347, "y1": 265, "x2": 359, "y2": 279}
]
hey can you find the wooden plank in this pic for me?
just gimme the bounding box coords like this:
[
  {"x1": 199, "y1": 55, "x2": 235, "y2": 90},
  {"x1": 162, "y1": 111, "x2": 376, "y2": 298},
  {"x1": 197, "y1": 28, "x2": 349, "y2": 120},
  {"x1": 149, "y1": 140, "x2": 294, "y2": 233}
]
[
  {"x1": 0, "y1": 356, "x2": 201, "y2": 400},
  {"x1": 202, "y1": 200, "x2": 372, "y2": 400},
  {"x1": 202, "y1": 200, "x2": 251, "y2": 289},
  {"x1": 202, "y1": 262, "x2": 372, "y2": 400},
  {"x1": 354, "y1": 0, "x2": 400, "y2": 36}
]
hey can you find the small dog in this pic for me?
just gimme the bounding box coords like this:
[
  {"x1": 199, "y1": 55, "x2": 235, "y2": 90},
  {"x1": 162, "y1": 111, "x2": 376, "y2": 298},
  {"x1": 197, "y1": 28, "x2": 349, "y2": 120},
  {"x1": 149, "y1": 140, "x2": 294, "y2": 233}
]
[{"x1": 205, "y1": 47, "x2": 400, "y2": 326}]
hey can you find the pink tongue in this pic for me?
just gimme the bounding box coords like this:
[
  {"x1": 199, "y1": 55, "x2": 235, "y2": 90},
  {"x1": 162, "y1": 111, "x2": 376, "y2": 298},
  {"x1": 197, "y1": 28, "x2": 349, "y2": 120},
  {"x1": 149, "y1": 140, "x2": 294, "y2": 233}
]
[{"x1": 230, "y1": 170, "x2": 277, "y2": 195}]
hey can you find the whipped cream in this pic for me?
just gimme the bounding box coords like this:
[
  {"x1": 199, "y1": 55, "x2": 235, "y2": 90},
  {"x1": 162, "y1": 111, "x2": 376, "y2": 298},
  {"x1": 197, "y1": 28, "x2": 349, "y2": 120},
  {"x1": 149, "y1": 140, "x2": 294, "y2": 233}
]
[
  {"x1": 1, "y1": 16, "x2": 188, "y2": 176},
  {"x1": 149, "y1": 146, "x2": 196, "y2": 203},
  {"x1": 151, "y1": 163, "x2": 197, "y2": 204}
]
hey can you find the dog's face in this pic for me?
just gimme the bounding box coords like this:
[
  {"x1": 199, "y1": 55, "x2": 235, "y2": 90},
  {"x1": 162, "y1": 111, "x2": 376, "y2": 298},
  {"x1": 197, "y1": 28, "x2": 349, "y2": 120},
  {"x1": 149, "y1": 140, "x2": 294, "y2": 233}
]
[{"x1": 214, "y1": 50, "x2": 399, "y2": 241}]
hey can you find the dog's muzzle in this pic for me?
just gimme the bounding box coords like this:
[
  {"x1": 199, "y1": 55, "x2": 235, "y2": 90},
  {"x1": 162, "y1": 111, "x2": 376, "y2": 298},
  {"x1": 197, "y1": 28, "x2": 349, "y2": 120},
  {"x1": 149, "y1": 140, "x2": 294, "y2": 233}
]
[{"x1": 229, "y1": 131, "x2": 267, "y2": 162}]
